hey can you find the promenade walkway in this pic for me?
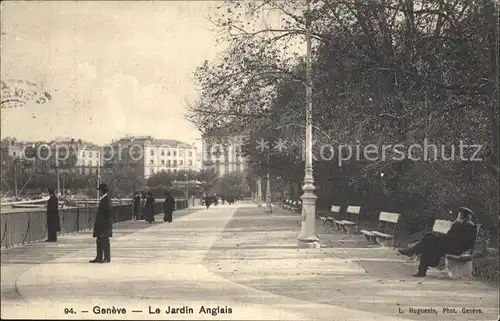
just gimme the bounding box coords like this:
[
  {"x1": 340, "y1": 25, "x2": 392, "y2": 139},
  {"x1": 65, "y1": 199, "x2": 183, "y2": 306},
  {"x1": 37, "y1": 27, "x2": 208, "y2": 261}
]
[{"x1": 1, "y1": 203, "x2": 498, "y2": 320}]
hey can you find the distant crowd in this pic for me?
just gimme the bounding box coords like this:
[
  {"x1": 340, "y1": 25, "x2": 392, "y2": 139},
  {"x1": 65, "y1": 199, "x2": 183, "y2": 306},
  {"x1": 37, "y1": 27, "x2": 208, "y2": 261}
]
[{"x1": 202, "y1": 193, "x2": 242, "y2": 209}]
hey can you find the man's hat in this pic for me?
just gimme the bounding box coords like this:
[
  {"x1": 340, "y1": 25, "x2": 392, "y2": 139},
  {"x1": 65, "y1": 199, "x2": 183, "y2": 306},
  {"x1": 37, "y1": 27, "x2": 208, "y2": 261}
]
[
  {"x1": 48, "y1": 187, "x2": 55, "y2": 193},
  {"x1": 98, "y1": 183, "x2": 109, "y2": 192},
  {"x1": 459, "y1": 207, "x2": 474, "y2": 216}
]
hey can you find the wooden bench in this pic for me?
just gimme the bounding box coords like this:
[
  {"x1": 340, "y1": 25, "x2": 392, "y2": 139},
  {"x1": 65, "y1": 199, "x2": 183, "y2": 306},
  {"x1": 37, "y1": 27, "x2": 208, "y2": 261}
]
[
  {"x1": 335, "y1": 205, "x2": 360, "y2": 235},
  {"x1": 360, "y1": 211, "x2": 400, "y2": 247},
  {"x1": 324, "y1": 205, "x2": 340, "y2": 229},
  {"x1": 293, "y1": 200, "x2": 302, "y2": 213},
  {"x1": 445, "y1": 224, "x2": 481, "y2": 280}
]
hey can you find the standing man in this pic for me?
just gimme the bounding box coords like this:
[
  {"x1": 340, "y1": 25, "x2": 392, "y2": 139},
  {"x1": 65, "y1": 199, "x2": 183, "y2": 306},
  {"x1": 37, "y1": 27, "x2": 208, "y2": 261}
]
[
  {"x1": 133, "y1": 191, "x2": 141, "y2": 221},
  {"x1": 46, "y1": 187, "x2": 60, "y2": 242},
  {"x1": 90, "y1": 183, "x2": 112, "y2": 263},
  {"x1": 163, "y1": 191, "x2": 176, "y2": 223}
]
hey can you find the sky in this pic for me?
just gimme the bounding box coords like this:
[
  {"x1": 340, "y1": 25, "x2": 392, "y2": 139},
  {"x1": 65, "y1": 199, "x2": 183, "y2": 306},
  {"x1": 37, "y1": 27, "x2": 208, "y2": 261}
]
[{"x1": 0, "y1": 0, "x2": 227, "y2": 147}]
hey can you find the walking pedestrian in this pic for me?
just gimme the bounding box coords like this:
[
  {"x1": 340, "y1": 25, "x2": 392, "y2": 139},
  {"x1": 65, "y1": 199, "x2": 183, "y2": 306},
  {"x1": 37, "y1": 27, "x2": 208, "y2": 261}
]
[
  {"x1": 145, "y1": 192, "x2": 156, "y2": 223},
  {"x1": 45, "y1": 187, "x2": 60, "y2": 242},
  {"x1": 89, "y1": 183, "x2": 112, "y2": 263},
  {"x1": 163, "y1": 191, "x2": 176, "y2": 223},
  {"x1": 205, "y1": 194, "x2": 212, "y2": 209}
]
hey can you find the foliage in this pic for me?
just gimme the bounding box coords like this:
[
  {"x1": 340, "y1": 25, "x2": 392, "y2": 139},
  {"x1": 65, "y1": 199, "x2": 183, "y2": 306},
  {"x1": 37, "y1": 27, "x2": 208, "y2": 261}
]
[
  {"x1": 213, "y1": 171, "x2": 251, "y2": 197},
  {"x1": 188, "y1": 0, "x2": 499, "y2": 239}
]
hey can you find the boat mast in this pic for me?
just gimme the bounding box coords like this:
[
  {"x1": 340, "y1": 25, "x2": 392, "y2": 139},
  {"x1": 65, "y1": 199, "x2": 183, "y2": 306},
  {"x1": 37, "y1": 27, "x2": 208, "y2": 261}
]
[
  {"x1": 56, "y1": 161, "x2": 60, "y2": 195},
  {"x1": 96, "y1": 162, "x2": 100, "y2": 201},
  {"x1": 14, "y1": 164, "x2": 18, "y2": 197}
]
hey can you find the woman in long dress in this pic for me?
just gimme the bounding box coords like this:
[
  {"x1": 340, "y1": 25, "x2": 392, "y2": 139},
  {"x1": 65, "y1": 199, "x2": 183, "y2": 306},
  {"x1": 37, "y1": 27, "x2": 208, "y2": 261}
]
[
  {"x1": 163, "y1": 191, "x2": 176, "y2": 223},
  {"x1": 145, "y1": 192, "x2": 155, "y2": 223}
]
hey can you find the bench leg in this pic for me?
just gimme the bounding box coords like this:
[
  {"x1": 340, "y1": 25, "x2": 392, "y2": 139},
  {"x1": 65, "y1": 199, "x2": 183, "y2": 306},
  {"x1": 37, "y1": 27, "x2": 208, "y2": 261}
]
[
  {"x1": 375, "y1": 237, "x2": 394, "y2": 248},
  {"x1": 344, "y1": 225, "x2": 356, "y2": 235},
  {"x1": 445, "y1": 258, "x2": 473, "y2": 280}
]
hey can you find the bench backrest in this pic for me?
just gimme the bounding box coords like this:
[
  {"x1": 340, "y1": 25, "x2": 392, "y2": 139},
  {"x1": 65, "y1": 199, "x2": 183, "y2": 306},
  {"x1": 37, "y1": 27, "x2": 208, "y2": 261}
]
[
  {"x1": 330, "y1": 205, "x2": 341, "y2": 219},
  {"x1": 379, "y1": 211, "x2": 400, "y2": 223},
  {"x1": 330, "y1": 205, "x2": 340, "y2": 213},
  {"x1": 432, "y1": 219, "x2": 452, "y2": 234},
  {"x1": 344, "y1": 205, "x2": 361, "y2": 223},
  {"x1": 293, "y1": 201, "x2": 297, "y2": 205},
  {"x1": 377, "y1": 211, "x2": 401, "y2": 235}
]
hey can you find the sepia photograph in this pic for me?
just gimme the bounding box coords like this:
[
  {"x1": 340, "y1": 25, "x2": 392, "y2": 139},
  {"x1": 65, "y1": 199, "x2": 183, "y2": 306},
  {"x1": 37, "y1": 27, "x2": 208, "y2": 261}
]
[{"x1": 1, "y1": 0, "x2": 499, "y2": 320}]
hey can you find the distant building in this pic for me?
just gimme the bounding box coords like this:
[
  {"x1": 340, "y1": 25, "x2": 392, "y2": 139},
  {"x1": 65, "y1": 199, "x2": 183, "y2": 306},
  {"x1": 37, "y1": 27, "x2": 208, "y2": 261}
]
[
  {"x1": 0, "y1": 137, "x2": 101, "y2": 175},
  {"x1": 0, "y1": 137, "x2": 25, "y2": 175},
  {"x1": 105, "y1": 136, "x2": 199, "y2": 179},
  {"x1": 201, "y1": 129, "x2": 247, "y2": 176}
]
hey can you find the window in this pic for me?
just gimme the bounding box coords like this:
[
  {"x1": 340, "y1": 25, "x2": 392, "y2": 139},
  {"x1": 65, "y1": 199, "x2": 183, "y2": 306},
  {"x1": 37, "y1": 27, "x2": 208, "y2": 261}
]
[
  {"x1": 167, "y1": 160, "x2": 171, "y2": 167},
  {"x1": 188, "y1": 160, "x2": 193, "y2": 165},
  {"x1": 150, "y1": 160, "x2": 154, "y2": 165},
  {"x1": 89, "y1": 152, "x2": 92, "y2": 157},
  {"x1": 89, "y1": 160, "x2": 92, "y2": 166},
  {"x1": 96, "y1": 152, "x2": 99, "y2": 158},
  {"x1": 179, "y1": 150, "x2": 184, "y2": 157},
  {"x1": 150, "y1": 169, "x2": 154, "y2": 175},
  {"x1": 173, "y1": 151, "x2": 177, "y2": 157},
  {"x1": 167, "y1": 150, "x2": 171, "y2": 156},
  {"x1": 188, "y1": 151, "x2": 192, "y2": 157},
  {"x1": 179, "y1": 160, "x2": 183, "y2": 165},
  {"x1": 82, "y1": 152, "x2": 86, "y2": 157},
  {"x1": 173, "y1": 160, "x2": 177, "y2": 166},
  {"x1": 161, "y1": 160, "x2": 165, "y2": 165},
  {"x1": 173, "y1": 169, "x2": 177, "y2": 173},
  {"x1": 150, "y1": 150, "x2": 154, "y2": 156}
]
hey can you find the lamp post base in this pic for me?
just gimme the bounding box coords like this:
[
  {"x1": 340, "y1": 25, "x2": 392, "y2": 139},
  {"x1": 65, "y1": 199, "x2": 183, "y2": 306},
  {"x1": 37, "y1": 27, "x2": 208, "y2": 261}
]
[
  {"x1": 297, "y1": 237, "x2": 321, "y2": 248},
  {"x1": 297, "y1": 180, "x2": 319, "y2": 248}
]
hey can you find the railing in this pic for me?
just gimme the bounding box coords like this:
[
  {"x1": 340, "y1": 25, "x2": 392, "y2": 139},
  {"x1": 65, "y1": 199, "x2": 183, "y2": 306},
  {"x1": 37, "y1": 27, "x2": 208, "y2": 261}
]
[{"x1": 0, "y1": 199, "x2": 189, "y2": 248}]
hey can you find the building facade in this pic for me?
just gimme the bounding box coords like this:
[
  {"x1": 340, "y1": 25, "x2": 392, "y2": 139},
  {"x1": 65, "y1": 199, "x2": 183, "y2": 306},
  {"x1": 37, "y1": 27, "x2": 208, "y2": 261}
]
[
  {"x1": 1, "y1": 137, "x2": 102, "y2": 175},
  {"x1": 105, "y1": 136, "x2": 199, "y2": 179},
  {"x1": 201, "y1": 131, "x2": 247, "y2": 176}
]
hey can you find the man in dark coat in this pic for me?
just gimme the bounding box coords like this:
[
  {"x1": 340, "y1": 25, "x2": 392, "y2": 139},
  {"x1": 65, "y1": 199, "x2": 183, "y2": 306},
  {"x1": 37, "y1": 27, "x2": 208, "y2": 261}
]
[
  {"x1": 163, "y1": 191, "x2": 176, "y2": 223},
  {"x1": 145, "y1": 192, "x2": 156, "y2": 223},
  {"x1": 90, "y1": 183, "x2": 112, "y2": 263},
  {"x1": 133, "y1": 191, "x2": 141, "y2": 221},
  {"x1": 46, "y1": 187, "x2": 60, "y2": 242},
  {"x1": 398, "y1": 207, "x2": 477, "y2": 277}
]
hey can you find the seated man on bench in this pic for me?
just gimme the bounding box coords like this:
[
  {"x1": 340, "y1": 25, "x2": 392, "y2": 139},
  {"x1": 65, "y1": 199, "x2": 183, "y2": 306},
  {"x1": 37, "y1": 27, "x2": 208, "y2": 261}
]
[{"x1": 397, "y1": 207, "x2": 477, "y2": 277}]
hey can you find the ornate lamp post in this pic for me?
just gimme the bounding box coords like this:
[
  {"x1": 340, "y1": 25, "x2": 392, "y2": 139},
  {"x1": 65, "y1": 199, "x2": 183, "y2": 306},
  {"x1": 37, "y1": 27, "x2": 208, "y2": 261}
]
[
  {"x1": 256, "y1": 177, "x2": 263, "y2": 206},
  {"x1": 264, "y1": 154, "x2": 273, "y2": 213},
  {"x1": 297, "y1": 0, "x2": 320, "y2": 248}
]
